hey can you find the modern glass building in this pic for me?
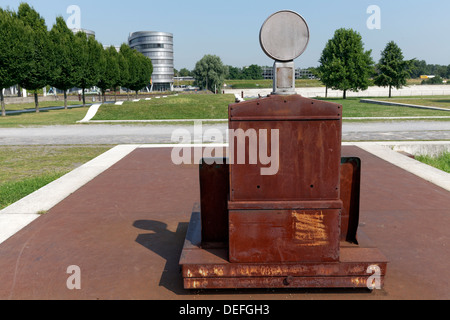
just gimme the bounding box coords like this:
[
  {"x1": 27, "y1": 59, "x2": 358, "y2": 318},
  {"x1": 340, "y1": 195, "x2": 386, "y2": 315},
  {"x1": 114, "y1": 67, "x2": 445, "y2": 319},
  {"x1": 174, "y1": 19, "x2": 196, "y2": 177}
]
[{"x1": 128, "y1": 31, "x2": 174, "y2": 92}]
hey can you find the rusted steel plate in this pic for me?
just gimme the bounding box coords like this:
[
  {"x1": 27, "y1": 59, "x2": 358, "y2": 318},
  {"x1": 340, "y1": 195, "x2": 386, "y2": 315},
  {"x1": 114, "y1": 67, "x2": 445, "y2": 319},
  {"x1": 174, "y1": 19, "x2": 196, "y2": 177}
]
[
  {"x1": 229, "y1": 94, "x2": 342, "y2": 121},
  {"x1": 229, "y1": 209, "x2": 341, "y2": 263},
  {"x1": 182, "y1": 261, "x2": 387, "y2": 279},
  {"x1": 228, "y1": 200, "x2": 342, "y2": 210},
  {"x1": 229, "y1": 95, "x2": 342, "y2": 202},
  {"x1": 184, "y1": 276, "x2": 384, "y2": 290},
  {"x1": 181, "y1": 212, "x2": 387, "y2": 278},
  {"x1": 340, "y1": 157, "x2": 361, "y2": 244},
  {"x1": 199, "y1": 158, "x2": 229, "y2": 246},
  {"x1": 229, "y1": 121, "x2": 342, "y2": 201}
]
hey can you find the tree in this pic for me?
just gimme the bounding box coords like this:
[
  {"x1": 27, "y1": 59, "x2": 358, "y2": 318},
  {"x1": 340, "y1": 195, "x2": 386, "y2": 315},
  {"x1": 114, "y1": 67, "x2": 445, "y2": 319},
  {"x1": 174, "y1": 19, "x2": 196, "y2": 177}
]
[
  {"x1": 193, "y1": 55, "x2": 227, "y2": 93},
  {"x1": 318, "y1": 28, "x2": 374, "y2": 99},
  {"x1": 115, "y1": 50, "x2": 130, "y2": 101},
  {"x1": 119, "y1": 44, "x2": 134, "y2": 100},
  {"x1": 74, "y1": 32, "x2": 104, "y2": 106},
  {"x1": 226, "y1": 66, "x2": 242, "y2": 80},
  {"x1": 128, "y1": 51, "x2": 153, "y2": 98},
  {"x1": 0, "y1": 8, "x2": 30, "y2": 116},
  {"x1": 17, "y1": 3, "x2": 52, "y2": 112},
  {"x1": 49, "y1": 16, "x2": 78, "y2": 109},
  {"x1": 374, "y1": 41, "x2": 413, "y2": 98},
  {"x1": 179, "y1": 68, "x2": 192, "y2": 77},
  {"x1": 242, "y1": 65, "x2": 263, "y2": 80},
  {"x1": 97, "y1": 46, "x2": 119, "y2": 102}
]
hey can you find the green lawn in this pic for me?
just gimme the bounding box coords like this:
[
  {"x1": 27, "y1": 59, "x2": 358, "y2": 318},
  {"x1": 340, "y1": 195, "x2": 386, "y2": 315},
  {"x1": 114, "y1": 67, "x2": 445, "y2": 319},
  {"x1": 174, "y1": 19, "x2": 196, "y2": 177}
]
[
  {"x1": 3, "y1": 100, "x2": 83, "y2": 112},
  {"x1": 373, "y1": 96, "x2": 450, "y2": 110},
  {"x1": 0, "y1": 145, "x2": 112, "y2": 209},
  {"x1": 1, "y1": 94, "x2": 450, "y2": 127},
  {"x1": 322, "y1": 98, "x2": 450, "y2": 118},
  {"x1": 225, "y1": 79, "x2": 324, "y2": 89}
]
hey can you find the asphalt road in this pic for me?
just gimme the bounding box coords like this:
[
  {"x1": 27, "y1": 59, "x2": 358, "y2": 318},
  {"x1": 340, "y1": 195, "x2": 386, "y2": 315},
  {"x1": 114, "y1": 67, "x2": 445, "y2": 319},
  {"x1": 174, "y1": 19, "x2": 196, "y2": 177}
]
[{"x1": 0, "y1": 121, "x2": 449, "y2": 145}]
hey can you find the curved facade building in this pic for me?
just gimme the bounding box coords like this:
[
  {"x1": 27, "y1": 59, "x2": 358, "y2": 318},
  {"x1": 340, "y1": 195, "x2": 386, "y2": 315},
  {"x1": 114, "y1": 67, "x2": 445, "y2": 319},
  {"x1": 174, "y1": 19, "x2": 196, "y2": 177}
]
[{"x1": 128, "y1": 31, "x2": 174, "y2": 92}]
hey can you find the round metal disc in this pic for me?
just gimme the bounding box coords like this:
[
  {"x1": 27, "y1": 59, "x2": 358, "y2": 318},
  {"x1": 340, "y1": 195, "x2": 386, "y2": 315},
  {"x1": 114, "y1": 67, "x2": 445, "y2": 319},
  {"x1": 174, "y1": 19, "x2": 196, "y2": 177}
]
[{"x1": 260, "y1": 10, "x2": 310, "y2": 62}]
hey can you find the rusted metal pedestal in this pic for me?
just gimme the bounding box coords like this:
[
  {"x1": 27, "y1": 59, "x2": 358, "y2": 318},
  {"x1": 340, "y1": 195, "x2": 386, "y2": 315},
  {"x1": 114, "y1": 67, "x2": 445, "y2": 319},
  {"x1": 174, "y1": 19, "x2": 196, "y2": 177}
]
[{"x1": 180, "y1": 94, "x2": 387, "y2": 290}]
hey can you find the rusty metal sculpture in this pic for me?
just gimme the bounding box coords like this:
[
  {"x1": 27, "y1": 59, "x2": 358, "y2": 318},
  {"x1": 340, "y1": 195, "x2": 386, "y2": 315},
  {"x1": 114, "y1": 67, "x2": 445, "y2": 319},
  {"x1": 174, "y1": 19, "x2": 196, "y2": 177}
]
[{"x1": 180, "y1": 10, "x2": 387, "y2": 290}]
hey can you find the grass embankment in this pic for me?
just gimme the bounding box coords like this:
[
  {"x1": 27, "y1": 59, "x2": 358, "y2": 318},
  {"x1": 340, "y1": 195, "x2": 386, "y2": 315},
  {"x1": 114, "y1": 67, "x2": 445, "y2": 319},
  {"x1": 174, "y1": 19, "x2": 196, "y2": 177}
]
[
  {"x1": 0, "y1": 145, "x2": 112, "y2": 210},
  {"x1": 92, "y1": 95, "x2": 450, "y2": 121},
  {"x1": 93, "y1": 94, "x2": 235, "y2": 121},
  {"x1": 415, "y1": 152, "x2": 450, "y2": 173},
  {"x1": 0, "y1": 106, "x2": 92, "y2": 127}
]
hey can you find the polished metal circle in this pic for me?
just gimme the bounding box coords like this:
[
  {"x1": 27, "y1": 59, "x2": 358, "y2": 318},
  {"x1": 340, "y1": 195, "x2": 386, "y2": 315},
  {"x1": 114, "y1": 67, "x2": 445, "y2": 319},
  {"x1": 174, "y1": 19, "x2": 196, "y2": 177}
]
[{"x1": 260, "y1": 10, "x2": 310, "y2": 62}]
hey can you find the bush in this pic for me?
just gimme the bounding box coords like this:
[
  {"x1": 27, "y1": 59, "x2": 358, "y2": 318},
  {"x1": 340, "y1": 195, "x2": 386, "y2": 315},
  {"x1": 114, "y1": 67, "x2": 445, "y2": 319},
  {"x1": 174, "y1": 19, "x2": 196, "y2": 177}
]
[{"x1": 421, "y1": 76, "x2": 444, "y2": 85}]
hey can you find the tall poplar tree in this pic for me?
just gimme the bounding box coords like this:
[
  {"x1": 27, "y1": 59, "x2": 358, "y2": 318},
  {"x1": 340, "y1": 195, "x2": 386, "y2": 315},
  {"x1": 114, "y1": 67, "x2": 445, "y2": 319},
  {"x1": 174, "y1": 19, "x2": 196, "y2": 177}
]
[
  {"x1": 127, "y1": 50, "x2": 153, "y2": 98},
  {"x1": 0, "y1": 8, "x2": 30, "y2": 116},
  {"x1": 49, "y1": 16, "x2": 78, "y2": 109},
  {"x1": 17, "y1": 3, "x2": 52, "y2": 112},
  {"x1": 97, "y1": 46, "x2": 119, "y2": 102},
  {"x1": 74, "y1": 32, "x2": 104, "y2": 106}
]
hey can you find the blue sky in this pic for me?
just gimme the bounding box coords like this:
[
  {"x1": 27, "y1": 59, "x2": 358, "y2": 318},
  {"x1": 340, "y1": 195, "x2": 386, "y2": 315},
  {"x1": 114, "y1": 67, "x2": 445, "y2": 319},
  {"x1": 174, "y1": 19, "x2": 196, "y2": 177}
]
[{"x1": 1, "y1": 0, "x2": 449, "y2": 70}]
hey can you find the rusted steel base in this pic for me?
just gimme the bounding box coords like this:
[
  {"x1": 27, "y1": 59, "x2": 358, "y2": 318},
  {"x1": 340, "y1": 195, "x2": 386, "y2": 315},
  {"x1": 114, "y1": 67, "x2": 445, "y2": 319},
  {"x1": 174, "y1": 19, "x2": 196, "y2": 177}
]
[{"x1": 180, "y1": 211, "x2": 387, "y2": 290}]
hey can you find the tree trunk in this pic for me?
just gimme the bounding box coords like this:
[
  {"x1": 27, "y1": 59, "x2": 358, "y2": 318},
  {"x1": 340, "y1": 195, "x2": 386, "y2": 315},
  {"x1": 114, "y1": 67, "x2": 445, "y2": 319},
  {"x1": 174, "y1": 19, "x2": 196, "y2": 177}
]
[
  {"x1": 102, "y1": 90, "x2": 106, "y2": 103},
  {"x1": 64, "y1": 91, "x2": 68, "y2": 110},
  {"x1": 343, "y1": 89, "x2": 347, "y2": 100},
  {"x1": 82, "y1": 90, "x2": 86, "y2": 107},
  {"x1": 325, "y1": 86, "x2": 328, "y2": 98},
  {"x1": 389, "y1": 85, "x2": 392, "y2": 98},
  {"x1": 135, "y1": 90, "x2": 138, "y2": 99},
  {"x1": 1, "y1": 90, "x2": 5, "y2": 117},
  {"x1": 127, "y1": 88, "x2": 130, "y2": 101},
  {"x1": 114, "y1": 87, "x2": 117, "y2": 102},
  {"x1": 34, "y1": 92, "x2": 39, "y2": 113}
]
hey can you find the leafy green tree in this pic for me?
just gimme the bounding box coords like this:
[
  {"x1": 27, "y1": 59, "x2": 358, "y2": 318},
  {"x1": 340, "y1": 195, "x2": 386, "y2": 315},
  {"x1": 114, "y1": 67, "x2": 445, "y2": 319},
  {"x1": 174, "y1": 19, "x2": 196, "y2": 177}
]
[
  {"x1": 97, "y1": 46, "x2": 119, "y2": 102},
  {"x1": 179, "y1": 68, "x2": 192, "y2": 77},
  {"x1": 17, "y1": 3, "x2": 52, "y2": 112},
  {"x1": 318, "y1": 28, "x2": 374, "y2": 99},
  {"x1": 193, "y1": 55, "x2": 227, "y2": 93},
  {"x1": 127, "y1": 50, "x2": 153, "y2": 98},
  {"x1": 374, "y1": 41, "x2": 413, "y2": 98},
  {"x1": 115, "y1": 51, "x2": 130, "y2": 101},
  {"x1": 242, "y1": 64, "x2": 263, "y2": 80},
  {"x1": 74, "y1": 32, "x2": 104, "y2": 106},
  {"x1": 226, "y1": 66, "x2": 242, "y2": 80},
  {"x1": 49, "y1": 16, "x2": 79, "y2": 109},
  {"x1": 119, "y1": 44, "x2": 134, "y2": 100},
  {"x1": 0, "y1": 8, "x2": 30, "y2": 116}
]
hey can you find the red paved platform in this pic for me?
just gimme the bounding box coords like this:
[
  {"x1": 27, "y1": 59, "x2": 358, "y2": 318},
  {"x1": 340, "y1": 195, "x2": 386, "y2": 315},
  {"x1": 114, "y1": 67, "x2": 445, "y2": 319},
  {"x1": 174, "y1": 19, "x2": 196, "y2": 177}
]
[{"x1": 0, "y1": 146, "x2": 449, "y2": 300}]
